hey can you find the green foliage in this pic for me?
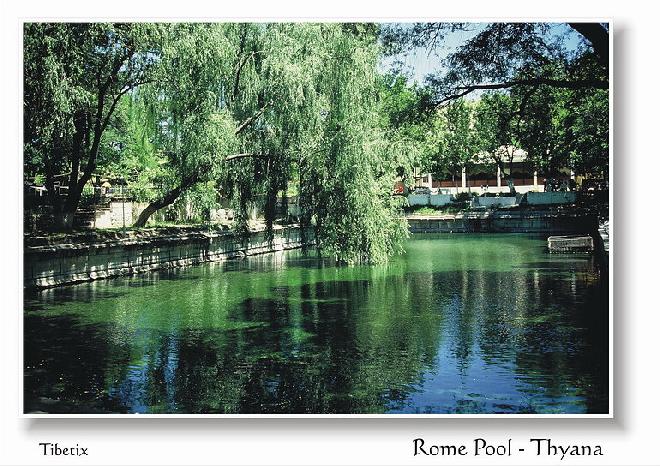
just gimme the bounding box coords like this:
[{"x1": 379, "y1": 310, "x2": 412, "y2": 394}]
[
  {"x1": 101, "y1": 95, "x2": 164, "y2": 201},
  {"x1": 473, "y1": 92, "x2": 519, "y2": 174},
  {"x1": 155, "y1": 23, "x2": 240, "y2": 182},
  {"x1": 299, "y1": 28, "x2": 408, "y2": 264},
  {"x1": 177, "y1": 182, "x2": 219, "y2": 224},
  {"x1": 565, "y1": 89, "x2": 609, "y2": 177},
  {"x1": 407, "y1": 206, "x2": 439, "y2": 216},
  {"x1": 424, "y1": 99, "x2": 479, "y2": 180},
  {"x1": 378, "y1": 73, "x2": 431, "y2": 129},
  {"x1": 472, "y1": 83, "x2": 608, "y2": 180},
  {"x1": 23, "y1": 23, "x2": 164, "y2": 227},
  {"x1": 376, "y1": 73, "x2": 435, "y2": 187},
  {"x1": 454, "y1": 191, "x2": 477, "y2": 202},
  {"x1": 474, "y1": 93, "x2": 515, "y2": 154}
]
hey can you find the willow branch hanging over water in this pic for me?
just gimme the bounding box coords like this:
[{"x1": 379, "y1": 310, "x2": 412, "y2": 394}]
[
  {"x1": 24, "y1": 23, "x2": 408, "y2": 262},
  {"x1": 144, "y1": 24, "x2": 408, "y2": 263}
]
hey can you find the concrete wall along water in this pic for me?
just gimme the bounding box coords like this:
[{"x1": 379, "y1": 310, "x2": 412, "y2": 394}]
[
  {"x1": 526, "y1": 191, "x2": 577, "y2": 205},
  {"x1": 408, "y1": 194, "x2": 453, "y2": 207},
  {"x1": 25, "y1": 225, "x2": 310, "y2": 289},
  {"x1": 408, "y1": 209, "x2": 598, "y2": 234},
  {"x1": 472, "y1": 197, "x2": 517, "y2": 208}
]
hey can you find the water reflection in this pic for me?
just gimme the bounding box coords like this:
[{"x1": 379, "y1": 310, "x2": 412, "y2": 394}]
[{"x1": 24, "y1": 234, "x2": 608, "y2": 414}]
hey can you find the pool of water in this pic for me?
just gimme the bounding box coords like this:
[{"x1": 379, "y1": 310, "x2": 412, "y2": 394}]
[{"x1": 24, "y1": 234, "x2": 609, "y2": 414}]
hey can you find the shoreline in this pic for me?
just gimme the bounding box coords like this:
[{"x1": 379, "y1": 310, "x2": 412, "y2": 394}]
[{"x1": 24, "y1": 207, "x2": 602, "y2": 290}]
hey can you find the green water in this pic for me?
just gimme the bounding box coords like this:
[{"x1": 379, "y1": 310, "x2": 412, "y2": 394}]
[{"x1": 24, "y1": 234, "x2": 608, "y2": 414}]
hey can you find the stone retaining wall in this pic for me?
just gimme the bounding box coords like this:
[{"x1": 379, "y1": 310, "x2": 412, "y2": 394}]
[
  {"x1": 526, "y1": 191, "x2": 577, "y2": 205},
  {"x1": 472, "y1": 197, "x2": 517, "y2": 208},
  {"x1": 24, "y1": 209, "x2": 599, "y2": 289},
  {"x1": 408, "y1": 194, "x2": 453, "y2": 207},
  {"x1": 408, "y1": 209, "x2": 598, "y2": 234},
  {"x1": 24, "y1": 225, "x2": 311, "y2": 289}
]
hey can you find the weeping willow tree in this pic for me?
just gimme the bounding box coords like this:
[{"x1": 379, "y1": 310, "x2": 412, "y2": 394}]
[
  {"x1": 128, "y1": 23, "x2": 407, "y2": 263},
  {"x1": 133, "y1": 23, "x2": 325, "y2": 232},
  {"x1": 132, "y1": 24, "x2": 240, "y2": 227},
  {"x1": 24, "y1": 23, "x2": 407, "y2": 262},
  {"x1": 300, "y1": 26, "x2": 408, "y2": 263}
]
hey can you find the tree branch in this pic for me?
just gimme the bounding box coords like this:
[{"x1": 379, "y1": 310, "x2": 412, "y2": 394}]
[
  {"x1": 234, "y1": 100, "x2": 273, "y2": 135},
  {"x1": 437, "y1": 77, "x2": 608, "y2": 105},
  {"x1": 514, "y1": 85, "x2": 539, "y2": 134},
  {"x1": 225, "y1": 153, "x2": 268, "y2": 162},
  {"x1": 569, "y1": 22, "x2": 609, "y2": 68},
  {"x1": 100, "y1": 79, "x2": 154, "y2": 133},
  {"x1": 77, "y1": 46, "x2": 137, "y2": 196},
  {"x1": 234, "y1": 51, "x2": 262, "y2": 101},
  {"x1": 133, "y1": 173, "x2": 201, "y2": 227}
]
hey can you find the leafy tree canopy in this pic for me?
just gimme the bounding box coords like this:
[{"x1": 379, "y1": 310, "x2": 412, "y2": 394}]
[
  {"x1": 24, "y1": 23, "x2": 165, "y2": 229},
  {"x1": 24, "y1": 22, "x2": 408, "y2": 263},
  {"x1": 381, "y1": 22, "x2": 608, "y2": 105}
]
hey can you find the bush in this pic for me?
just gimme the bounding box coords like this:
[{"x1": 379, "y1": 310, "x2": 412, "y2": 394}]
[
  {"x1": 410, "y1": 206, "x2": 439, "y2": 216},
  {"x1": 454, "y1": 191, "x2": 477, "y2": 202},
  {"x1": 406, "y1": 204, "x2": 467, "y2": 216}
]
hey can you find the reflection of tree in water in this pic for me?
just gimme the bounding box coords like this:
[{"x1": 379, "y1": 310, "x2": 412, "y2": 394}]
[
  {"x1": 433, "y1": 260, "x2": 608, "y2": 413},
  {"x1": 24, "y1": 239, "x2": 608, "y2": 414},
  {"x1": 24, "y1": 315, "x2": 131, "y2": 413},
  {"x1": 178, "y1": 273, "x2": 448, "y2": 414}
]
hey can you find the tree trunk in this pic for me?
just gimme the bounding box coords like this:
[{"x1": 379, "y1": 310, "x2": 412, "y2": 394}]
[
  {"x1": 508, "y1": 159, "x2": 513, "y2": 194},
  {"x1": 53, "y1": 208, "x2": 76, "y2": 231},
  {"x1": 133, "y1": 202, "x2": 162, "y2": 228},
  {"x1": 568, "y1": 23, "x2": 609, "y2": 68},
  {"x1": 133, "y1": 175, "x2": 199, "y2": 227},
  {"x1": 48, "y1": 104, "x2": 99, "y2": 231}
]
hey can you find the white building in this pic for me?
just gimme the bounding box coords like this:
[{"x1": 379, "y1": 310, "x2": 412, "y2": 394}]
[{"x1": 414, "y1": 146, "x2": 575, "y2": 195}]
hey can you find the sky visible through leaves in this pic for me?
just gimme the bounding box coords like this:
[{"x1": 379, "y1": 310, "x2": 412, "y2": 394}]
[{"x1": 379, "y1": 23, "x2": 584, "y2": 89}]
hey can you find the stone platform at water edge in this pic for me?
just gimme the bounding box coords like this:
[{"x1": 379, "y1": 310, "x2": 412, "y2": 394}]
[
  {"x1": 24, "y1": 225, "x2": 311, "y2": 289},
  {"x1": 407, "y1": 207, "x2": 598, "y2": 234},
  {"x1": 547, "y1": 235, "x2": 595, "y2": 253}
]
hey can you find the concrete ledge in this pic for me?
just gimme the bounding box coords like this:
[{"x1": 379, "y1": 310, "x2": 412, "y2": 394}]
[
  {"x1": 408, "y1": 194, "x2": 453, "y2": 207},
  {"x1": 429, "y1": 194, "x2": 453, "y2": 207},
  {"x1": 472, "y1": 197, "x2": 517, "y2": 208},
  {"x1": 24, "y1": 225, "x2": 312, "y2": 289},
  {"x1": 548, "y1": 235, "x2": 594, "y2": 253},
  {"x1": 526, "y1": 191, "x2": 577, "y2": 205},
  {"x1": 408, "y1": 208, "x2": 598, "y2": 234}
]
